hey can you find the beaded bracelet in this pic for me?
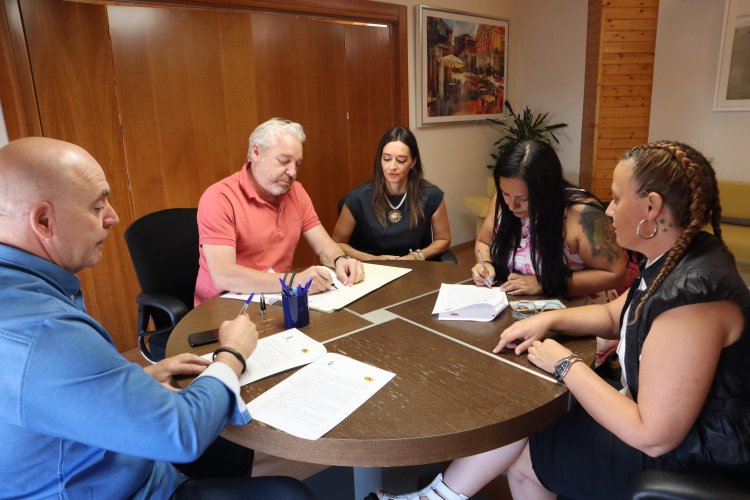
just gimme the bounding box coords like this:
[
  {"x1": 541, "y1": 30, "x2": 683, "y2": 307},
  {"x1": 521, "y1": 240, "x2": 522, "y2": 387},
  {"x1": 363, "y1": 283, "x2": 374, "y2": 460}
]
[
  {"x1": 409, "y1": 248, "x2": 425, "y2": 260},
  {"x1": 213, "y1": 346, "x2": 247, "y2": 374}
]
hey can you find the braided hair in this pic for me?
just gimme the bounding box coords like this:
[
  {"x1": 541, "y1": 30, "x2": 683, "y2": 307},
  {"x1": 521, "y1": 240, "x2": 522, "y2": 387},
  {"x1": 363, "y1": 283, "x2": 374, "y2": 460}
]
[{"x1": 624, "y1": 140, "x2": 728, "y2": 323}]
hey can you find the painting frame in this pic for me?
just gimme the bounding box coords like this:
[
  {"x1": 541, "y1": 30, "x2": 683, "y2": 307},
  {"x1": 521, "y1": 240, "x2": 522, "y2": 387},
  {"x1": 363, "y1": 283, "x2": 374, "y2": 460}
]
[
  {"x1": 417, "y1": 5, "x2": 509, "y2": 126},
  {"x1": 714, "y1": 0, "x2": 750, "y2": 111}
]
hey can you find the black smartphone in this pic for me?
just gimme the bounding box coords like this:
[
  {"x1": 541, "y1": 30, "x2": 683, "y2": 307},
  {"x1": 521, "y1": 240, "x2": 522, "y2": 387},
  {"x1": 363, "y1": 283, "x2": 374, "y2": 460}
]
[{"x1": 188, "y1": 329, "x2": 219, "y2": 347}]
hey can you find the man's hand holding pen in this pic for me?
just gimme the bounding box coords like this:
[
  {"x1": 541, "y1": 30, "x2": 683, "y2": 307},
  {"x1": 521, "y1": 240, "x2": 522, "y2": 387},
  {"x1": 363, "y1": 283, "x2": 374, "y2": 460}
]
[
  {"x1": 294, "y1": 266, "x2": 337, "y2": 294},
  {"x1": 214, "y1": 310, "x2": 258, "y2": 378}
]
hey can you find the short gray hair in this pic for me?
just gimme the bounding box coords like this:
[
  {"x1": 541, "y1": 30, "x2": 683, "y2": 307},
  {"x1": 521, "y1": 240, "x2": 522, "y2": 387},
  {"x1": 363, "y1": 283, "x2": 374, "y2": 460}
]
[{"x1": 248, "y1": 118, "x2": 306, "y2": 154}]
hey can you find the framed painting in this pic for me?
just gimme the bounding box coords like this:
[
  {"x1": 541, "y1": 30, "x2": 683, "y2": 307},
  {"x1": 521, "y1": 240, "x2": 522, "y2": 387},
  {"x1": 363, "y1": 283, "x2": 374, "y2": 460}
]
[
  {"x1": 715, "y1": 0, "x2": 750, "y2": 111},
  {"x1": 417, "y1": 6, "x2": 508, "y2": 126}
]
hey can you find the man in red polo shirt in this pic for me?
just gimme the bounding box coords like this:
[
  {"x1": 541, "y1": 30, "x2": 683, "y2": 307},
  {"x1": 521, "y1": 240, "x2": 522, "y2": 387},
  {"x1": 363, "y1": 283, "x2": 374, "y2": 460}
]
[{"x1": 195, "y1": 118, "x2": 365, "y2": 305}]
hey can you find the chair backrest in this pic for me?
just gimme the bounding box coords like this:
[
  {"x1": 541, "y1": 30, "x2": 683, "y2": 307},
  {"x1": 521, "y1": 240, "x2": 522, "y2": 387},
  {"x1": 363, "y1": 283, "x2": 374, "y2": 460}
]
[{"x1": 124, "y1": 208, "x2": 200, "y2": 310}]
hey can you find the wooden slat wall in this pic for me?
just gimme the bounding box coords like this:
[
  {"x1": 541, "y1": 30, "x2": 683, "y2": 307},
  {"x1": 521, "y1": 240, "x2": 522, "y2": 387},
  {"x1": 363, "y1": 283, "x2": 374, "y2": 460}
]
[{"x1": 580, "y1": 0, "x2": 659, "y2": 200}]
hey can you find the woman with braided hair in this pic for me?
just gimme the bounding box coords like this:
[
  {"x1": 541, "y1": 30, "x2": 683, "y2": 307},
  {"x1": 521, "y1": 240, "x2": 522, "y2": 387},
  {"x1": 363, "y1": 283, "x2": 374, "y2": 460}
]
[{"x1": 375, "y1": 141, "x2": 750, "y2": 500}]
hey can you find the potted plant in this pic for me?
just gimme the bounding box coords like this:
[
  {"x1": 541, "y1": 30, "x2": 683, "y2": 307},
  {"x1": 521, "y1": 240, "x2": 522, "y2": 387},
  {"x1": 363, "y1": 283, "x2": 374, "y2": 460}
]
[{"x1": 487, "y1": 100, "x2": 568, "y2": 168}]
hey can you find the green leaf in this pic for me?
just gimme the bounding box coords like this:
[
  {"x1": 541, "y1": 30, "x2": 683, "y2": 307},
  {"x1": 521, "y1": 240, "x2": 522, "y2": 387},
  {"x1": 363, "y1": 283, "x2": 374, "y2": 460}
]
[{"x1": 486, "y1": 100, "x2": 568, "y2": 168}]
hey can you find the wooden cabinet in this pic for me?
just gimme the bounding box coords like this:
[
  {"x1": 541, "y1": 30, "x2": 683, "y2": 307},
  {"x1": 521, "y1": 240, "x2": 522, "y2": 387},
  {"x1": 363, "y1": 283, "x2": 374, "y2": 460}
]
[
  {"x1": 0, "y1": 0, "x2": 407, "y2": 351},
  {"x1": 580, "y1": 0, "x2": 659, "y2": 200}
]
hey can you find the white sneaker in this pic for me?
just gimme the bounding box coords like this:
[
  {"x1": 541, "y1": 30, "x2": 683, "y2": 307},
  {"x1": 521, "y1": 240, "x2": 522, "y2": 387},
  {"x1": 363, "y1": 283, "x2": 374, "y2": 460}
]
[{"x1": 376, "y1": 473, "x2": 469, "y2": 500}]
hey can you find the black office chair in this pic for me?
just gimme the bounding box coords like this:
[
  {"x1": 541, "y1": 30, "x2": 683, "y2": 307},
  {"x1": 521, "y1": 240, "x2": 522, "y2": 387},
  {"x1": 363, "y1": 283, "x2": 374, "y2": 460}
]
[
  {"x1": 630, "y1": 468, "x2": 750, "y2": 500},
  {"x1": 124, "y1": 208, "x2": 200, "y2": 363}
]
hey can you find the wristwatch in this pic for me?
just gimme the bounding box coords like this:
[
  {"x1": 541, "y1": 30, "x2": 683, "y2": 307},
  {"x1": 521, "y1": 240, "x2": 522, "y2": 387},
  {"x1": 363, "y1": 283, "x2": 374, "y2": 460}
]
[
  {"x1": 333, "y1": 254, "x2": 349, "y2": 267},
  {"x1": 554, "y1": 354, "x2": 582, "y2": 382}
]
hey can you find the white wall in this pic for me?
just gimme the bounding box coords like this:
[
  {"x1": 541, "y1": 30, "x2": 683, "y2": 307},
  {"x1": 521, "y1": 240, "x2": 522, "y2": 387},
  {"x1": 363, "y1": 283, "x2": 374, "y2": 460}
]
[
  {"x1": 510, "y1": 0, "x2": 588, "y2": 184},
  {"x1": 651, "y1": 0, "x2": 750, "y2": 180}
]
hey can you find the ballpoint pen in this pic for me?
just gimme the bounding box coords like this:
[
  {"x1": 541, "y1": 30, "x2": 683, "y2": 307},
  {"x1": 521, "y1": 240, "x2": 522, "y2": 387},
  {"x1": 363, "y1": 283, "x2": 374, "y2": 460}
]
[
  {"x1": 476, "y1": 249, "x2": 493, "y2": 288},
  {"x1": 239, "y1": 292, "x2": 254, "y2": 315},
  {"x1": 260, "y1": 293, "x2": 266, "y2": 316}
]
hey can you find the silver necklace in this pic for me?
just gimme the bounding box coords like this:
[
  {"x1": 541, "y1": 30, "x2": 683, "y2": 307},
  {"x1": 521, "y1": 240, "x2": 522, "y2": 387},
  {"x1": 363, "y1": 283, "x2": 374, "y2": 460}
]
[{"x1": 386, "y1": 192, "x2": 407, "y2": 224}]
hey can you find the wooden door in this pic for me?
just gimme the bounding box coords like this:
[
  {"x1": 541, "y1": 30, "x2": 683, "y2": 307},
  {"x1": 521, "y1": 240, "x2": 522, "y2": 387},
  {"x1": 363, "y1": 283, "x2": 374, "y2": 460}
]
[
  {"x1": 108, "y1": 6, "x2": 259, "y2": 215},
  {"x1": 0, "y1": 0, "x2": 407, "y2": 351},
  {"x1": 15, "y1": 0, "x2": 141, "y2": 348}
]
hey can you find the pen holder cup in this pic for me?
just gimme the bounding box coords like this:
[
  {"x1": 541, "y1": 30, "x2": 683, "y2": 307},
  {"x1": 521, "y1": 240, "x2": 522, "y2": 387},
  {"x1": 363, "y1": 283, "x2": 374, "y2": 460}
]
[{"x1": 282, "y1": 293, "x2": 310, "y2": 329}]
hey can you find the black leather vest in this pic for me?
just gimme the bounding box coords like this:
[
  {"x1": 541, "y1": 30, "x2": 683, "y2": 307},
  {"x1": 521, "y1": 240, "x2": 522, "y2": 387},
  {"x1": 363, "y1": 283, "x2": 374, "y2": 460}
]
[{"x1": 620, "y1": 232, "x2": 750, "y2": 470}]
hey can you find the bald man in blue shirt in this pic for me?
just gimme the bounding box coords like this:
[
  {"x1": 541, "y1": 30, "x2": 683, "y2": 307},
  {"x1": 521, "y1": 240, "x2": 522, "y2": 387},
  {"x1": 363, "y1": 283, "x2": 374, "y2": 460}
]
[{"x1": 0, "y1": 137, "x2": 312, "y2": 499}]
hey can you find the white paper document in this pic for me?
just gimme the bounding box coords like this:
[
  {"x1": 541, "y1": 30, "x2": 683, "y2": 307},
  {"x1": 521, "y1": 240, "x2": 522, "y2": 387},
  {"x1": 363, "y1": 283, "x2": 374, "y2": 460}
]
[
  {"x1": 223, "y1": 262, "x2": 411, "y2": 312},
  {"x1": 202, "y1": 329, "x2": 326, "y2": 385},
  {"x1": 431, "y1": 283, "x2": 508, "y2": 321},
  {"x1": 246, "y1": 352, "x2": 395, "y2": 440}
]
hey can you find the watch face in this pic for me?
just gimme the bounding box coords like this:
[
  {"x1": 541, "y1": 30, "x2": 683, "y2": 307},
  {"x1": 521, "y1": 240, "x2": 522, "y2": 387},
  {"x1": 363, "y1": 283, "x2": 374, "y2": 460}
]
[{"x1": 555, "y1": 358, "x2": 570, "y2": 379}]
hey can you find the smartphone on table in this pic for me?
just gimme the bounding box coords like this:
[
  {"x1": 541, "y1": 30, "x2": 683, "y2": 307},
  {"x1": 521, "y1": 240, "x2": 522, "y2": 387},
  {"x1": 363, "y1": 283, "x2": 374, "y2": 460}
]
[{"x1": 188, "y1": 328, "x2": 219, "y2": 347}]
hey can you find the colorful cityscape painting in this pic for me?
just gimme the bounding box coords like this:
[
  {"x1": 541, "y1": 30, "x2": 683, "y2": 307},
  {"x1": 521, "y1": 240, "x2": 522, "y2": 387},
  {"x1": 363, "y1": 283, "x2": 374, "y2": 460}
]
[{"x1": 418, "y1": 6, "x2": 508, "y2": 125}]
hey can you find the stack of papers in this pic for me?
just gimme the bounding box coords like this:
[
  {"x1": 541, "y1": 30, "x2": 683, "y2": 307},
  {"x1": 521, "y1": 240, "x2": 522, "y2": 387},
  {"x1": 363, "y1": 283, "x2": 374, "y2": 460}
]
[
  {"x1": 223, "y1": 262, "x2": 411, "y2": 312},
  {"x1": 431, "y1": 283, "x2": 508, "y2": 321},
  {"x1": 202, "y1": 328, "x2": 326, "y2": 385},
  {"x1": 247, "y1": 353, "x2": 395, "y2": 440}
]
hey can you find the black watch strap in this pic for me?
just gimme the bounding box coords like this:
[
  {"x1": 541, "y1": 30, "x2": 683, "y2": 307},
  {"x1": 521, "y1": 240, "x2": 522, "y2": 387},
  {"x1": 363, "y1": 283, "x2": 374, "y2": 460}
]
[{"x1": 333, "y1": 254, "x2": 349, "y2": 267}]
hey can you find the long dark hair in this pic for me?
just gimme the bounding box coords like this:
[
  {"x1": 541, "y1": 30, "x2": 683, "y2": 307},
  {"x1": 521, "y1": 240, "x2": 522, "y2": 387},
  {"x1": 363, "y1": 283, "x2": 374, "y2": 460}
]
[
  {"x1": 491, "y1": 140, "x2": 593, "y2": 296},
  {"x1": 371, "y1": 126, "x2": 429, "y2": 229}
]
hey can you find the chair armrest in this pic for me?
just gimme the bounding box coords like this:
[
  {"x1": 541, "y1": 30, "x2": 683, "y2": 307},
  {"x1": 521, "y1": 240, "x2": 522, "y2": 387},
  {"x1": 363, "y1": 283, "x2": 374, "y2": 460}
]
[
  {"x1": 135, "y1": 292, "x2": 190, "y2": 327},
  {"x1": 435, "y1": 250, "x2": 458, "y2": 264},
  {"x1": 630, "y1": 469, "x2": 750, "y2": 500},
  {"x1": 722, "y1": 216, "x2": 750, "y2": 227}
]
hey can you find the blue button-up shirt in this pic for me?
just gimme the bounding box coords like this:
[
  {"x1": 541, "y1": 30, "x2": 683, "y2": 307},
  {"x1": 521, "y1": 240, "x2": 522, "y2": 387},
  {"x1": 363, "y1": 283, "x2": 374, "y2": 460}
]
[{"x1": 0, "y1": 244, "x2": 250, "y2": 499}]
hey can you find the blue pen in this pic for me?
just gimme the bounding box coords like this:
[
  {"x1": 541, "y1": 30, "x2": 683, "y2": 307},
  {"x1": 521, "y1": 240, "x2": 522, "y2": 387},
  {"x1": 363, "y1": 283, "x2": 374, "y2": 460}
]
[
  {"x1": 239, "y1": 292, "x2": 254, "y2": 315},
  {"x1": 302, "y1": 278, "x2": 313, "y2": 294},
  {"x1": 279, "y1": 277, "x2": 291, "y2": 296}
]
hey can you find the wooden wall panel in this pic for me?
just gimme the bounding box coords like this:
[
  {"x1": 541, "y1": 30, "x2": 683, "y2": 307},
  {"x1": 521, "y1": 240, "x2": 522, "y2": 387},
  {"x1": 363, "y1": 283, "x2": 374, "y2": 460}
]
[
  {"x1": 345, "y1": 23, "x2": 397, "y2": 190},
  {"x1": 3, "y1": 0, "x2": 407, "y2": 352},
  {"x1": 580, "y1": 0, "x2": 659, "y2": 201},
  {"x1": 18, "y1": 0, "x2": 140, "y2": 350},
  {"x1": 0, "y1": 0, "x2": 41, "y2": 138},
  {"x1": 108, "y1": 6, "x2": 258, "y2": 216},
  {"x1": 251, "y1": 13, "x2": 350, "y2": 267}
]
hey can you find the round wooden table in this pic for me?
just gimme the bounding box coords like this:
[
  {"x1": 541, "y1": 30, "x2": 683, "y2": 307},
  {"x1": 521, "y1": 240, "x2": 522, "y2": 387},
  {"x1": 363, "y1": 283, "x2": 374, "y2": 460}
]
[{"x1": 167, "y1": 260, "x2": 595, "y2": 467}]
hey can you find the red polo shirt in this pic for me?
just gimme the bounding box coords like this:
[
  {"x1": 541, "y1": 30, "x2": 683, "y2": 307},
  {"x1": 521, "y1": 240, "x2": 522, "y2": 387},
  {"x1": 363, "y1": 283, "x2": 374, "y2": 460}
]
[{"x1": 194, "y1": 163, "x2": 320, "y2": 304}]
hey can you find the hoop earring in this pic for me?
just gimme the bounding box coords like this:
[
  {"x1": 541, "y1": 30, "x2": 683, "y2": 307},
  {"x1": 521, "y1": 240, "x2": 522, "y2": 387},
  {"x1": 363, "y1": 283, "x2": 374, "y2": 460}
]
[{"x1": 636, "y1": 218, "x2": 658, "y2": 239}]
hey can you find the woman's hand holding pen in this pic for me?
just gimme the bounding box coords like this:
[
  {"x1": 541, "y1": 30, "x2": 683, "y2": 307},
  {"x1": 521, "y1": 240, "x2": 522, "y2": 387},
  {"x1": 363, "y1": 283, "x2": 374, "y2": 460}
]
[{"x1": 471, "y1": 261, "x2": 496, "y2": 288}]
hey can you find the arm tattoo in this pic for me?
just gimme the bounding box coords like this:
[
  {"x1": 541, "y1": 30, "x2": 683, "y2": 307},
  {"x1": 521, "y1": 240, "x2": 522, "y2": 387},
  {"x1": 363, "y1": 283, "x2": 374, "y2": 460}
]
[{"x1": 578, "y1": 205, "x2": 622, "y2": 263}]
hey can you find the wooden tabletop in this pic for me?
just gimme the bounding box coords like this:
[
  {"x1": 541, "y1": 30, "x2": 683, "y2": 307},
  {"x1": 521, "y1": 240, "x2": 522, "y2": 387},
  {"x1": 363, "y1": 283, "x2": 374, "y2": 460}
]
[{"x1": 167, "y1": 261, "x2": 595, "y2": 467}]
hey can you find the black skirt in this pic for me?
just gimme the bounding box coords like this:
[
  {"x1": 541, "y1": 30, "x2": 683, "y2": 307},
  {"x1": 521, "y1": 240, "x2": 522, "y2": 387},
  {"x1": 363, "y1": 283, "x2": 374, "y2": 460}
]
[{"x1": 529, "y1": 403, "x2": 655, "y2": 500}]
